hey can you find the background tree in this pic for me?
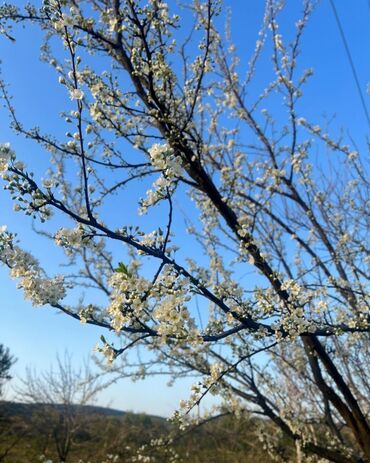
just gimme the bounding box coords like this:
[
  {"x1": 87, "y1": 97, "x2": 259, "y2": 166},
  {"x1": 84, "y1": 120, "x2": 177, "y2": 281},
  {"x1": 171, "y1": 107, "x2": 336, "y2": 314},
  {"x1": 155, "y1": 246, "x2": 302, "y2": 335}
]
[
  {"x1": 0, "y1": 1, "x2": 369, "y2": 462},
  {"x1": 16, "y1": 352, "x2": 104, "y2": 462},
  {"x1": 0, "y1": 344, "x2": 15, "y2": 398},
  {"x1": 0, "y1": 344, "x2": 23, "y2": 462}
]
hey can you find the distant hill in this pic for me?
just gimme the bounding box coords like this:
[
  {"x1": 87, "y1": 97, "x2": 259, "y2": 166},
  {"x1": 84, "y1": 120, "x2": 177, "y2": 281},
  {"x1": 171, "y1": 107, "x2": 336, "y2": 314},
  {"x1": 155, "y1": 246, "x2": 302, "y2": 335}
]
[
  {"x1": 0, "y1": 401, "x2": 127, "y2": 418},
  {"x1": 0, "y1": 401, "x2": 166, "y2": 422}
]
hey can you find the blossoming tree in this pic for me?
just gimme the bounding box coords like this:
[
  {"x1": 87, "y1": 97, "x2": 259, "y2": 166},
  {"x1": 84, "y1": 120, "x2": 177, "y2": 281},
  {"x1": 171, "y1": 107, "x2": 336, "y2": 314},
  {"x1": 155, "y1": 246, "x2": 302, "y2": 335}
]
[{"x1": 0, "y1": 1, "x2": 369, "y2": 461}]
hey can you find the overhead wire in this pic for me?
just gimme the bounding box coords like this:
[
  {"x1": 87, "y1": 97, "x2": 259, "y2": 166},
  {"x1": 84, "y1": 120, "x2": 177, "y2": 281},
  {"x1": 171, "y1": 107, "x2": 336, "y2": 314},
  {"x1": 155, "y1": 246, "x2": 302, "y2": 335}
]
[{"x1": 329, "y1": 0, "x2": 370, "y2": 127}]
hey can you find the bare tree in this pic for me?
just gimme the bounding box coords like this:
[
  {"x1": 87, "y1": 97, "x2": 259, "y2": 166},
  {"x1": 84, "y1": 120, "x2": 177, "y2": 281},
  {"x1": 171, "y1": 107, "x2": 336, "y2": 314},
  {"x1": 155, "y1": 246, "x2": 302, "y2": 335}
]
[
  {"x1": 17, "y1": 353, "x2": 103, "y2": 462},
  {"x1": 0, "y1": 1, "x2": 369, "y2": 461}
]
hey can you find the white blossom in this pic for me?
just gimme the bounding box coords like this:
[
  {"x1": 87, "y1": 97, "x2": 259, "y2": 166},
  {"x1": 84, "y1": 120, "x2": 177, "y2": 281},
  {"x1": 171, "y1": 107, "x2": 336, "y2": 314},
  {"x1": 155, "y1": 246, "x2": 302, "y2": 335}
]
[
  {"x1": 69, "y1": 88, "x2": 84, "y2": 100},
  {"x1": 0, "y1": 143, "x2": 13, "y2": 173}
]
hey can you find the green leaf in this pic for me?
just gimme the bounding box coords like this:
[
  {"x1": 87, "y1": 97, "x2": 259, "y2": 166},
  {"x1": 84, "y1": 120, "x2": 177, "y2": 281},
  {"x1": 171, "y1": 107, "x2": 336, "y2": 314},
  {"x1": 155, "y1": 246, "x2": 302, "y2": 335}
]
[{"x1": 114, "y1": 261, "x2": 129, "y2": 275}]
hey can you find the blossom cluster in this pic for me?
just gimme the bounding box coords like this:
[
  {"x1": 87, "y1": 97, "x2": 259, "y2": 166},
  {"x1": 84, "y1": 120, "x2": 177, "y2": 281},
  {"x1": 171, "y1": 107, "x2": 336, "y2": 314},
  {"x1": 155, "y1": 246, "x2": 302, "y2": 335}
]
[
  {"x1": 106, "y1": 264, "x2": 201, "y2": 344},
  {"x1": 55, "y1": 225, "x2": 89, "y2": 254},
  {"x1": 148, "y1": 143, "x2": 182, "y2": 178},
  {"x1": 2, "y1": 153, "x2": 53, "y2": 222},
  {"x1": 139, "y1": 144, "x2": 182, "y2": 214},
  {"x1": 107, "y1": 271, "x2": 151, "y2": 331},
  {"x1": 0, "y1": 229, "x2": 66, "y2": 306}
]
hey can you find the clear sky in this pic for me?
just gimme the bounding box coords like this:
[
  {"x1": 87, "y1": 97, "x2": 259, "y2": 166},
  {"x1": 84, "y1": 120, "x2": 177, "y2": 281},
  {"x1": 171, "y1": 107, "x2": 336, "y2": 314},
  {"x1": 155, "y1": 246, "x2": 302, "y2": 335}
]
[{"x1": 0, "y1": 0, "x2": 369, "y2": 417}]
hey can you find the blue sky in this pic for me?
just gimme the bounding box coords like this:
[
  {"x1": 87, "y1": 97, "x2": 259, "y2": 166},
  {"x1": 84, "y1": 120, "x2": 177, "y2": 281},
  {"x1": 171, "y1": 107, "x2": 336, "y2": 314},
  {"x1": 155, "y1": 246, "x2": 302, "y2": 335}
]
[{"x1": 0, "y1": 0, "x2": 369, "y2": 416}]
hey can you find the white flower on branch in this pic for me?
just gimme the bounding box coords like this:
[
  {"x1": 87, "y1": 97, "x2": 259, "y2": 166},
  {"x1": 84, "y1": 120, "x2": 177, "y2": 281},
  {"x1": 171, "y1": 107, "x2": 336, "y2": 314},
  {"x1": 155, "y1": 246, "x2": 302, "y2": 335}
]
[
  {"x1": 0, "y1": 143, "x2": 13, "y2": 173},
  {"x1": 69, "y1": 88, "x2": 84, "y2": 100}
]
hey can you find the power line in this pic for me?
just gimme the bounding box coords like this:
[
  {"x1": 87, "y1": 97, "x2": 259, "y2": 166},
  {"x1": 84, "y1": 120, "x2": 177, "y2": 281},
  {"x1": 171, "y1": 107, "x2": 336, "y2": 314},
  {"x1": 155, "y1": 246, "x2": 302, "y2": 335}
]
[{"x1": 329, "y1": 0, "x2": 370, "y2": 127}]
